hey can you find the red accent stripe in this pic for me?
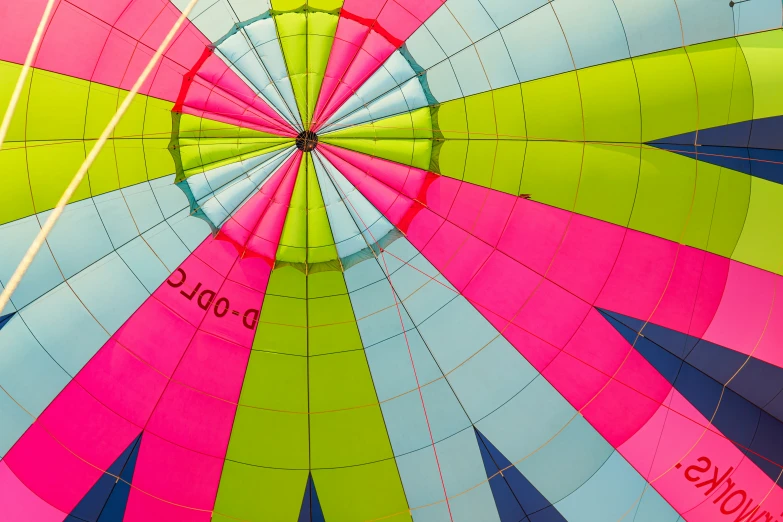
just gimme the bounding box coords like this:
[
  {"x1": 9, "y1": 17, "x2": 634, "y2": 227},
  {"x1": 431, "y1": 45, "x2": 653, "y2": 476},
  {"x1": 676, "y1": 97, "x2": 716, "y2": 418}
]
[
  {"x1": 339, "y1": 9, "x2": 404, "y2": 49},
  {"x1": 173, "y1": 47, "x2": 214, "y2": 113}
]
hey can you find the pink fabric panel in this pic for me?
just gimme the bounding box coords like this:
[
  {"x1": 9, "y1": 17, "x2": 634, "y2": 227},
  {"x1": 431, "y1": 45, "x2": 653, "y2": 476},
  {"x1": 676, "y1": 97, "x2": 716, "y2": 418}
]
[
  {"x1": 437, "y1": 233, "x2": 494, "y2": 292},
  {"x1": 69, "y1": 0, "x2": 133, "y2": 25},
  {"x1": 595, "y1": 230, "x2": 680, "y2": 320},
  {"x1": 3, "y1": 422, "x2": 102, "y2": 513},
  {"x1": 123, "y1": 433, "x2": 220, "y2": 521},
  {"x1": 173, "y1": 331, "x2": 250, "y2": 403},
  {"x1": 1, "y1": 0, "x2": 292, "y2": 134},
  {"x1": 76, "y1": 339, "x2": 169, "y2": 427},
  {"x1": 703, "y1": 261, "x2": 776, "y2": 358},
  {"x1": 620, "y1": 389, "x2": 783, "y2": 520},
  {"x1": 35, "y1": 383, "x2": 139, "y2": 469},
  {"x1": 313, "y1": 0, "x2": 444, "y2": 128},
  {"x1": 546, "y1": 214, "x2": 626, "y2": 303},
  {"x1": 447, "y1": 184, "x2": 515, "y2": 246},
  {"x1": 497, "y1": 199, "x2": 572, "y2": 275},
  {"x1": 115, "y1": 297, "x2": 196, "y2": 374},
  {"x1": 515, "y1": 279, "x2": 591, "y2": 349},
  {"x1": 200, "y1": 280, "x2": 264, "y2": 347},
  {"x1": 144, "y1": 380, "x2": 236, "y2": 457},
  {"x1": 91, "y1": 29, "x2": 138, "y2": 86},
  {"x1": 0, "y1": 462, "x2": 67, "y2": 522},
  {"x1": 34, "y1": 2, "x2": 110, "y2": 80},
  {"x1": 462, "y1": 251, "x2": 541, "y2": 322},
  {"x1": 155, "y1": 253, "x2": 226, "y2": 328}
]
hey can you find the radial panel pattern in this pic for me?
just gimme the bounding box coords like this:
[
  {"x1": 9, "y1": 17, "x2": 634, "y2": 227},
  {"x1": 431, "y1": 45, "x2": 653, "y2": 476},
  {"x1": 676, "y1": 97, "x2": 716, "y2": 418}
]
[{"x1": 1, "y1": 1, "x2": 783, "y2": 521}]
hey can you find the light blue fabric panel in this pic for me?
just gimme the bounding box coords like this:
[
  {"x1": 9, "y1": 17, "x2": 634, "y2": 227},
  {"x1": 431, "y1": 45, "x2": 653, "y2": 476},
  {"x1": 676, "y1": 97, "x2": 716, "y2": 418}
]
[
  {"x1": 434, "y1": 428, "x2": 500, "y2": 522},
  {"x1": 445, "y1": 0, "x2": 497, "y2": 41},
  {"x1": 676, "y1": 0, "x2": 737, "y2": 46},
  {"x1": 733, "y1": 0, "x2": 783, "y2": 34},
  {"x1": 68, "y1": 252, "x2": 149, "y2": 332},
  {"x1": 613, "y1": 0, "x2": 683, "y2": 57},
  {"x1": 424, "y1": 8, "x2": 473, "y2": 56},
  {"x1": 474, "y1": 32, "x2": 520, "y2": 89},
  {"x1": 501, "y1": 6, "x2": 574, "y2": 83},
  {"x1": 449, "y1": 47, "x2": 492, "y2": 97},
  {"x1": 0, "y1": 315, "x2": 71, "y2": 423},
  {"x1": 39, "y1": 201, "x2": 114, "y2": 280},
  {"x1": 552, "y1": 0, "x2": 631, "y2": 69},
  {"x1": 554, "y1": 451, "x2": 679, "y2": 522},
  {"x1": 478, "y1": 0, "x2": 550, "y2": 29},
  {"x1": 446, "y1": 335, "x2": 537, "y2": 421},
  {"x1": 19, "y1": 282, "x2": 109, "y2": 376},
  {"x1": 632, "y1": 482, "x2": 683, "y2": 522},
  {"x1": 0, "y1": 218, "x2": 67, "y2": 313},
  {"x1": 406, "y1": 26, "x2": 449, "y2": 70}
]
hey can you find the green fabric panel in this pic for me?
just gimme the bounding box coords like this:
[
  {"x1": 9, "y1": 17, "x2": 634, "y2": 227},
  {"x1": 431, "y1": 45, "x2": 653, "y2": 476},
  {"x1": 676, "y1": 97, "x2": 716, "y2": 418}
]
[
  {"x1": 277, "y1": 155, "x2": 309, "y2": 264},
  {"x1": 434, "y1": 99, "x2": 468, "y2": 139},
  {"x1": 732, "y1": 178, "x2": 783, "y2": 273},
  {"x1": 307, "y1": 271, "x2": 409, "y2": 520},
  {"x1": 688, "y1": 38, "x2": 754, "y2": 129},
  {"x1": 738, "y1": 29, "x2": 783, "y2": 120},
  {"x1": 522, "y1": 71, "x2": 583, "y2": 142},
  {"x1": 579, "y1": 60, "x2": 641, "y2": 143},
  {"x1": 275, "y1": 11, "x2": 308, "y2": 124},
  {"x1": 465, "y1": 91, "x2": 498, "y2": 139},
  {"x1": 705, "y1": 169, "x2": 752, "y2": 258},
  {"x1": 629, "y1": 147, "x2": 698, "y2": 243},
  {"x1": 633, "y1": 48, "x2": 698, "y2": 142},
  {"x1": 214, "y1": 464, "x2": 308, "y2": 521},
  {"x1": 321, "y1": 137, "x2": 433, "y2": 170},
  {"x1": 272, "y1": 2, "x2": 342, "y2": 126},
  {"x1": 306, "y1": 153, "x2": 340, "y2": 264},
  {"x1": 574, "y1": 144, "x2": 640, "y2": 227},
  {"x1": 314, "y1": 464, "x2": 413, "y2": 522},
  {"x1": 519, "y1": 141, "x2": 584, "y2": 209},
  {"x1": 493, "y1": 84, "x2": 526, "y2": 139},
  {"x1": 491, "y1": 140, "x2": 526, "y2": 195},
  {"x1": 0, "y1": 61, "x2": 177, "y2": 225},
  {"x1": 218, "y1": 264, "x2": 409, "y2": 521}
]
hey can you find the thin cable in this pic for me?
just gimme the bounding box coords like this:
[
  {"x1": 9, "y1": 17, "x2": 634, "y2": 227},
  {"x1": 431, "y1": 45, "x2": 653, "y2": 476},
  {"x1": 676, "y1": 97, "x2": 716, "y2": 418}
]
[
  {"x1": 0, "y1": 0, "x2": 57, "y2": 150},
  {"x1": 0, "y1": 0, "x2": 201, "y2": 316}
]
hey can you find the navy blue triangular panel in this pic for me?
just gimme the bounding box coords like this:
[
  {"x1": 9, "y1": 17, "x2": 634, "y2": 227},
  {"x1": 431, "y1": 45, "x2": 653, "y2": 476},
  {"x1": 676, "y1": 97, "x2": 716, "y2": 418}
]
[
  {"x1": 474, "y1": 428, "x2": 566, "y2": 522},
  {"x1": 298, "y1": 473, "x2": 325, "y2": 522},
  {"x1": 0, "y1": 312, "x2": 15, "y2": 331},
  {"x1": 648, "y1": 115, "x2": 783, "y2": 185},
  {"x1": 65, "y1": 434, "x2": 142, "y2": 522},
  {"x1": 599, "y1": 309, "x2": 783, "y2": 483}
]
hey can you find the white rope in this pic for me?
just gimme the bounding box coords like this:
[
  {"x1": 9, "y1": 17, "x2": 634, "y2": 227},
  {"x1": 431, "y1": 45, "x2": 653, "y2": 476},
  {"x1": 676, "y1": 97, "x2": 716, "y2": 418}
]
[
  {"x1": 0, "y1": 0, "x2": 201, "y2": 315},
  {"x1": 0, "y1": 0, "x2": 57, "y2": 150}
]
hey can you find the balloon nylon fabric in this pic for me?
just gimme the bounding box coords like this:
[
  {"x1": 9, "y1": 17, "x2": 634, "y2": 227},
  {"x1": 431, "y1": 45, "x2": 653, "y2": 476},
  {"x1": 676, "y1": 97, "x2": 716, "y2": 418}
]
[{"x1": 0, "y1": 1, "x2": 783, "y2": 522}]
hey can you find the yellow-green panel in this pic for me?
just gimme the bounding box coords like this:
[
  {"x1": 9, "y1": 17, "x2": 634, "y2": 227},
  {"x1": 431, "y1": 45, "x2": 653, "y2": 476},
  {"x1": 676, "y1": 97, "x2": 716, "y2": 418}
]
[
  {"x1": 738, "y1": 29, "x2": 783, "y2": 120},
  {"x1": 314, "y1": 462, "x2": 412, "y2": 522},
  {"x1": 705, "y1": 169, "x2": 752, "y2": 258},
  {"x1": 522, "y1": 71, "x2": 583, "y2": 142},
  {"x1": 688, "y1": 38, "x2": 754, "y2": 130},
  {"x1": 463, "y1": 140, "x2": 498, "y2": 188},
  {"x1": 574, "y1": 144, "x2": 640, "y2": 226},
  {"x1": 732, "y1": 178, "x2": 783, "y2": 274},
  {"x1": 214, "y1": 464, "x2": 308, "y2": 522},
  {"x1": 493, "y1": 84, "x2": 526, "y2": 139},
  {"x1": 633, "y1": 48, "x2": 697, "y2": 142},
  {"x1": 579, "y1": 59, "x2": 641, "y2": 143},
  {"x1": 0, "y1": 147, "x2": 35, "y2": 225},
  {"x1": 519, "y1": 141, "x2": 584, "y2": 208},
  {"x1": 465, "y1": 91, "x2": 498, "y2": 139},
  {"x1": 306, "y1": 153, "x2": 339, "y2": 264},
  {"x1": 629, "y1": 147, "x2": 697, "y2": 243},
  {"x1": 277, "y1": 155, "x2": 309, "y2": 264},
  {"x1": 434, "y1": 99, "x2": 468, "y2": 139}
]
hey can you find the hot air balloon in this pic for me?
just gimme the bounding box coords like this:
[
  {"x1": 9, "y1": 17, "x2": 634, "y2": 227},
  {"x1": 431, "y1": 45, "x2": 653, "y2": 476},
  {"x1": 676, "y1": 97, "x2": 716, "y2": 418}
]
[{"x1": 0, "y1": 0, "x2": 782, "y2": 520}]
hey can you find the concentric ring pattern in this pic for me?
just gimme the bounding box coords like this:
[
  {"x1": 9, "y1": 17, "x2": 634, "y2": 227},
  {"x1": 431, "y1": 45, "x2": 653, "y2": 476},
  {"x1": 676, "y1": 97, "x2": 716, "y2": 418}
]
[{"x1": 1, "y1": 0, "x2": 783, "y2": 521}]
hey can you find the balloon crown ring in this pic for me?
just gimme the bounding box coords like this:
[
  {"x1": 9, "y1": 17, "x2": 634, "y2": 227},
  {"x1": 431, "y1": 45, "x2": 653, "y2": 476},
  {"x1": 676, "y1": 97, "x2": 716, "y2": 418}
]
[{"x1": 296, "y1": 130, "x2": 319, "y2": 152}]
